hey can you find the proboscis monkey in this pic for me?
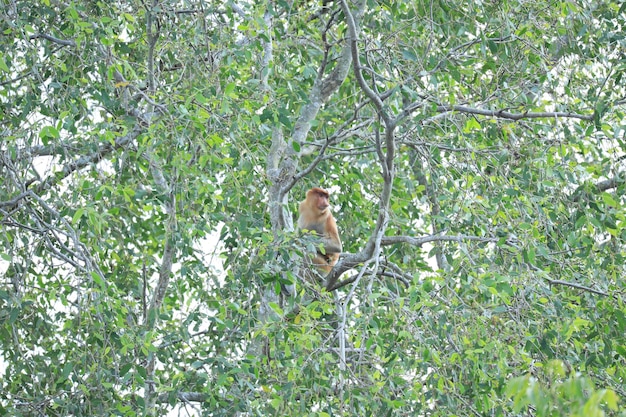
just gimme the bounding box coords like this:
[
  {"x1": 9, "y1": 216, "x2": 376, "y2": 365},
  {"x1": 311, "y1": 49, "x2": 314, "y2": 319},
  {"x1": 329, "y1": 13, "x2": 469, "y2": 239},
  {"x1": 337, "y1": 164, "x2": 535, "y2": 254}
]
[{"x1": 298, "y1": 187, "x2": 342, "y2": 275}]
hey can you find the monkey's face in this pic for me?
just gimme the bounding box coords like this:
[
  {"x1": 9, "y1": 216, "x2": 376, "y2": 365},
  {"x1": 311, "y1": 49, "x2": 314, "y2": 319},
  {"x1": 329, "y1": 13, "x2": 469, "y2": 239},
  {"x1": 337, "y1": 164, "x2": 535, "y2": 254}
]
[{"x1": 316, "y1": 192, "x2": 330, "y2": 212}]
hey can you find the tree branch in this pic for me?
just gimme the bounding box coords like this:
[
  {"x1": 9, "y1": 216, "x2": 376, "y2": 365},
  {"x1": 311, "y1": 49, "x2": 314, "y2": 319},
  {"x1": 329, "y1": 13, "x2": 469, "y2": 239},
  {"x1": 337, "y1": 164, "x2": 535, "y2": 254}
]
[
  {"x1": 340, "y1": 0, "x2": 391, "y2": 127},
  {"x1": 157, "y1": 391, "x2": 211, "y2": 404},
  {"x1": 545, "y1": 278, "x2": 608, "y2": 297},
  {"x1": 596, "y1": 177, "x2": 620, "y2": 192},
  {"x1": 34, "y1": 127, "x2": 140, "y2": 196},
  {"x1": 381, "y1": 234, "x2": 503, "y2": 247},
  {"x1": 434, "y1": 104, "x2": 593, "y2": 121},
  {"x1": 571, "y1": 175, "x2": 624, "y2": 202},
  {"x1": 267, "y1": 0, "x2": 359, "y2": 229},
  {"x1": 327, "y1": 0, "x2": 396, "y2": 291},
  {"x1": 30, "y1": 33, "x2": 76, "y2": 47}
]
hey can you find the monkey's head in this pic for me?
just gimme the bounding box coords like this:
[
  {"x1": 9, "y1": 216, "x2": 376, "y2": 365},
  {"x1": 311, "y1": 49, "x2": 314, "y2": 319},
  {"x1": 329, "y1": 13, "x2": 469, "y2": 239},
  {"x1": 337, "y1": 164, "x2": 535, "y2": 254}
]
[{"x1": 308, "y1": 187, "x2": 330, "y2": 212}]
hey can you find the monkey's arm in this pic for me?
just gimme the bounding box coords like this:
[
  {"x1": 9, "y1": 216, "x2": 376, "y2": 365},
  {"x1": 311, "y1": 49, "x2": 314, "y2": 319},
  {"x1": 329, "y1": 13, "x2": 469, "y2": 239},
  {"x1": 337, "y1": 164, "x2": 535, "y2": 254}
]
[
  {"x1": 303, "y1": 232, "x2": 342, "y2": 255},
  {"x1": 319, "y1": 237, "x2": 342, "y2": 254}
]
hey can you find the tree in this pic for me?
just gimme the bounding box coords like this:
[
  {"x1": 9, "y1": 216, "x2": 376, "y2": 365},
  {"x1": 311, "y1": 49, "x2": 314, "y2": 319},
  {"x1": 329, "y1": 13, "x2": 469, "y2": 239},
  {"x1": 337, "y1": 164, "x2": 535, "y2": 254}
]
[{"x1": 1, "y1": 0, "x2": 625, "y2": 415}]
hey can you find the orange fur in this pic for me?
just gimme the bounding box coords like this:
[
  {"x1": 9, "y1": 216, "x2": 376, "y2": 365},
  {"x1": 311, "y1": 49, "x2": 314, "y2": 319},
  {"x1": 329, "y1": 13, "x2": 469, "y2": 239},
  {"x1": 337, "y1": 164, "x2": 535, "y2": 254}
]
[{"x1": 298, "y1": 187, "x2": 342, "y2": 273}]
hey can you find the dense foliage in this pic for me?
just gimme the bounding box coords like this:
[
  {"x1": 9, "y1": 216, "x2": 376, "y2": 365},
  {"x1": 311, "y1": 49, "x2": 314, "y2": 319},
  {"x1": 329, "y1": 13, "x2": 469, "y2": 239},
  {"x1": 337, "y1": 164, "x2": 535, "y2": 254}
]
[{"x1": 1, "y1": 0, "x2": 625, "y2": 416}]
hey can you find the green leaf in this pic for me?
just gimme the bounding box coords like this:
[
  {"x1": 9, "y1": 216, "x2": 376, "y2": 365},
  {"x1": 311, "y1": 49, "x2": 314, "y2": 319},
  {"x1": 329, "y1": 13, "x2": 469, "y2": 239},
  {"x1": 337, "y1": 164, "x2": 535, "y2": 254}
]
[
  {"x1": 224, "y1": 82, "x2": 237, "y2": 98},
  {"x1": 402, "y1": 49, "x2": 417, "y2": 61},
  {"x1": 72, "y1": 207, "x2": 85, "y2": 224},
  {"x1": 39, "y1": 126, "x2": 60, "y2": 145},
  {"x1": 0, "y1": 55, "x2": 9, "y2": 73},
  {"x1": 268, "y1": 302, "x2": 283, "y2": 316},
  {"x1": 601, "y1": 192, "x2": 618, "y2": 208}
]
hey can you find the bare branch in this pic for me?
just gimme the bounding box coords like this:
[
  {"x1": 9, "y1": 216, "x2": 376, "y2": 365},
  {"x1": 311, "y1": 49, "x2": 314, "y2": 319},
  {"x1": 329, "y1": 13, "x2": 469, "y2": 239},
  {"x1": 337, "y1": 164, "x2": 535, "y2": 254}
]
[
  {"x1": 29, "y1": 33, "x2": 76, "y2": 47},
  {"x1": 34, "y1": 127, "x2": 140, "y2": 196},
  {"x1": 339, "y1": 0, "x2": 392, "y2": 127},
  {"x1": 9, "y1": 190, "x2": 107, "y2": 281},
  {"x1": 328, "y1": 0, "x2": 397, "y2": 291},
  {"x1": 328, "y1": 233, "x2": 513, "y2": 290},
  {"x1": 145, "y1": 226, "x2": 176, "y2": 328},
  {"x1": 571, "y1": 175, "x2": 624, "y2": 202},
  {"x1": 381, "y1": 234, "x2": 502, "y2": 247},
  {"x1": 290, "y1": 18, "x2": 356, "y2": 149},
  {"x1": 596, "y1": 177, "x2": 620, "y2": 192},
  {"x1": 289, "y1": 111, "x2": 368, "y2": 187},
  {"x1": 545, "y1": 279, "x2": 608, "y2": 297},
  {"x1": 0, "y1": 191, "x2": 31, "y2": 208},
  {"x1": 290, "y1": 137, "x2": 333, "y2": 185},
  {"x1": 156, "y1": 391, "x2": 211, "y2": 404},
  {"x1": 0, "y1": 71, "x2": 31, "y2": 87},
  {"x1": 434, "y1": 105, "x2": 593, "y2": 121},
  {"x1": 328, "y1": 273, "x2": 359, "y2": 291},
  {"x1": 267, "y1": 1, "x2": 360, "y2": 226},
  {"x1": 329, "y1": 259, "x2": 412, "y2": 291}
]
